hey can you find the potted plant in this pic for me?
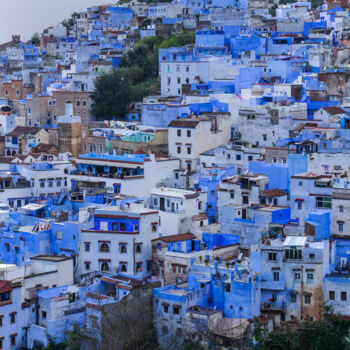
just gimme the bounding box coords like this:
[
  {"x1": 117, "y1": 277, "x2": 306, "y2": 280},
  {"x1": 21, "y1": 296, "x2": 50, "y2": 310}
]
[{"x1": 199, "y1": 255, "x2": 203, "y2": 263}]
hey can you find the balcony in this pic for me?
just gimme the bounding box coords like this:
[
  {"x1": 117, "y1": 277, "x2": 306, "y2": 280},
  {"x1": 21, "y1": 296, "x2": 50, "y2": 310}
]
[{"x1": 261, "y1": 301, "x2": 285, "y2": 312}]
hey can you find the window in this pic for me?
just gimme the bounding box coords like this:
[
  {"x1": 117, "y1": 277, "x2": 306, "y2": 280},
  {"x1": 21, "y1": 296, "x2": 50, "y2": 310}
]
[
  {"x1": 294, "y1": 272, "x2": 301, "y2": 281},
  {"x1": 177, "y1": 77, "x2": 180, "y2": 84},
  {"x1": 268, "y1": 252, "x2": 277, "y2": 261},
  {"x1": 177, "y1": 146, "x2": 181, "y2": 154},
  {"x1": 304, "y1": 294, "x2": 311, "y2": 304},
  {"x1": 11, "y1": 336, "x2": 15, "y2": 346},
  {"x1": 316, "y1": 197, "x2": 331, "y2": 209},
  {"x1": 85, "y1": 262, "x2": 90, "y2": 271},
  {"x1": 339, "y1": 205, "x2": 344, "y2": 213},
  {"x1": 242, "y1": 196, "x2": 248, "y2": 205},
  {"x1": 248, "y1": 155, "x2": 253, "y2": 161},
  {"x1": 57, "y1": 180, "x2": 61, "y2": 187},
  {"x1": 236, "y1": 154, "x2": 241, "y2": 160},
  {"x1": 0, "y1": 291, "x2": 10, "y2": 302},
  {"x1": 173, "y1": 306, "x2": 180, "y2": 315},
  {"x1": 162, "y1": 326, "x2": 168, "y2": 335},
  {"x1": 307, "y1": 273, "x2": 314, "y2": 284},
  {"x1": 40, "y1": 181, "x2": 45, "y2": 188},
  {"x1": 285, "y1": 249, "x2": 302, "y2": 260},
  {"x1": 120, "y1": 264, "x2": 127, "y2": 272},
  {"x1": 282, "y1": 158, "x2": 287, "y2": 164},
  {"x1": 341, "y1": 292, "x2": 347, "y2": 301},
  {"x1": 153, "y1": 198, "x2": 158, "y2": 206},
  {"x1": 291, "y1": 294, "x2": 297, "y2": 303},
  {"x1": 263, "y1": 134, "x2": 267, "y2": 141},
  {"x1": 135, "y1": 244, "x2": 142, "y2": 253},
  {"x1": 273, "y1": 271, "x2": 279, "y2": 282},
  {"x1": 329, "y1": 291, "x2": 335, "y2": 300},
  {"x1": 120, "y1": 223, "x2": 125, "y2": 231},
  {"x1": 101, "y1": 262, "x2": 109, "y2": 272},
  {"x1": 299, "y1": 181, "x2": 303, "y2": 186},
  {"x1": 120, "y1": 244, "x2": 127, "y2": 253},
  {"x1": 10, "y1": 313, "x2": 15, "y2": 324},
  {"x1": 56, "y1": 231, "x2": 63, "y2": 240},
  {"x1": 297, "y1": 202, "x2": 302, "y2": 210},
  {"x1": 338, "y1": 222, "x2": 344, "y2": 233},
  {"x1": 163, "y1": 305, "x2": 169, "y2": 313},
  {"x1": 100, "y1": 243, "x2": 109, "y2": 253},
  {"x1": 42, "y1": 311, "x2": 47, "y2": 318},
  {"x1": 48, "y1": 180, "x2": 53, "y2": 188},
  {"x1": 85, "y1": 243, "x2": 90, "y2": 252},
  {"x1": 177, "y1": 129, "x2": 181, "y2": 137},
  {"x1": 76, "y1": 99, "x2": 80, "y2": 106},
  {"x1": 187, "y1": 147, "x2": 191, "y2": 155},
  {"x1": 187, "y1": 130, "x2": 191, "y2": 137},
  {"x1": 230, "y1": 192, "x2": 234, "y2": 199}
]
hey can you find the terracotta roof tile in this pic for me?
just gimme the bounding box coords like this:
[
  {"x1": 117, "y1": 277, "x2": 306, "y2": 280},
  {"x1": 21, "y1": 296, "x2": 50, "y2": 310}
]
[
  {"x1": 323, "y1": 106, "x2": 346, "y2": 115},
  {"x1": 260, "y1": 189, "x2": 287, "y2": 198},
  {"x1": 154, "y1": 232, "x2": 196, "y2": 243},
  {"x1": 6, "y1": 126, "x2": 42, "y2": 137}
]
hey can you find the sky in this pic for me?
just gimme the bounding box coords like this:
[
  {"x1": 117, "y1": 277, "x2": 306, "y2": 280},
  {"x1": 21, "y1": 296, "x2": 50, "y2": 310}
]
[{"x1": 0, "y1": 0, "x2": 113, "y2": 44}]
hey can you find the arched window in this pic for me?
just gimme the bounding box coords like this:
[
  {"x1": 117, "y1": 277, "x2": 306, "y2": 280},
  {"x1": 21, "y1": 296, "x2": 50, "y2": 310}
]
[
  {"x1": 120, "y1": 245, "x2": 127, "y2": 254},
  {"x1": 135, "y1": 245, "x2": 141, "y2": 253},
  {"x1": 12, "y1": 151, "x2": 16, "y2": 156},
  {"x1": 6, "y1": 150, "x2": 11, "y2": 156},
  {"x1": 101, "y1": 262, "x2": 109, "y2": 272},
  {"x1": 100, "y1": 243, "x2": 109, "y2": 253},
  {"x1": 120, "y1": 264, "x2": 127, "y2": 272}
]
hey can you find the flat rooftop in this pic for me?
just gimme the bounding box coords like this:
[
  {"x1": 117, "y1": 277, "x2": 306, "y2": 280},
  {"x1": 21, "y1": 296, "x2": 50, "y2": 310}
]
[
  {"x1": 30, "y1": 255, "x2": 72, "y2": 262},
  {"x1": 151, "y1": 187, "x2": 200, "y2": 199},
  {"x1": 94, "y1": 205, "x2": 158, "y2": 217}
]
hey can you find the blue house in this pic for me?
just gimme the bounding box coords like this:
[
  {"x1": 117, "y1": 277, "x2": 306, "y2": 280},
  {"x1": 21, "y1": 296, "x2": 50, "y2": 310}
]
[
  {"x1": 154, "y1": 258, "x2": 260, "y2": 348},
  {"x1": 198, "y1": 166, "x2": 235, "y2": 222},
  {"x1": 107, "y1": 7, "x2": 133, "y2": 29}
]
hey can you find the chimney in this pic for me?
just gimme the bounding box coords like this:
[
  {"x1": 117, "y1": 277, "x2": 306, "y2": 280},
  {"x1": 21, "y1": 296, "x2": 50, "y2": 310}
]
[{"x1": 65, "y1": 101, "x2": 73, "y2": 118}]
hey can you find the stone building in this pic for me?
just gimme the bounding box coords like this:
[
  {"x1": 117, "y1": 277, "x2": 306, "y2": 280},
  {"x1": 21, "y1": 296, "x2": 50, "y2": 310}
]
[{"x1": 58, "y1": 102, "x2": 82, "y2": 157}]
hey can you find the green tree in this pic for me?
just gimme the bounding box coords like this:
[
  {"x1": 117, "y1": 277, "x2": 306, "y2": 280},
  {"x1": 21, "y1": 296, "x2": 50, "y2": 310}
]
[
  {"x1": 65, "y1": 323, "x2": 96, "y2": 350},
  {"x1": 30, "y1": 32, "x2": 40, "y2": 46},
  {"x1": 120, "y1": 43, "x2": 158, "y2": 82},
  {"x1": 92, "y1": 69, "x2": 134, "y2": 120},
  {"x1": 44, "y1": 335, "x2": 66, "y2": 350},
  {"x1": 159, "y1": 31, "x2": 195, "y2": 49}
]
